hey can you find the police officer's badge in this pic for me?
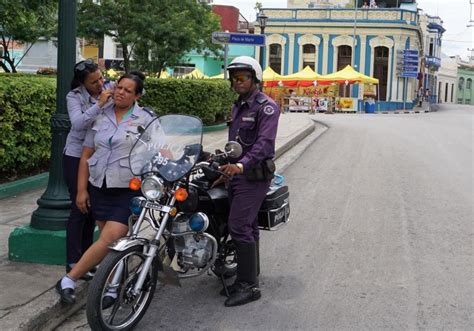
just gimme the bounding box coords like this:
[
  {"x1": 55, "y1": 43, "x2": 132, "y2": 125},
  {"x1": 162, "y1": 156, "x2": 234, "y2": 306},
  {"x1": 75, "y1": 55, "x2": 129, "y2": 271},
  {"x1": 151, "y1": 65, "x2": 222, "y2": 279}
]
[{"x1": 263, "y1": 105, "x2": 275, "y2": 115}]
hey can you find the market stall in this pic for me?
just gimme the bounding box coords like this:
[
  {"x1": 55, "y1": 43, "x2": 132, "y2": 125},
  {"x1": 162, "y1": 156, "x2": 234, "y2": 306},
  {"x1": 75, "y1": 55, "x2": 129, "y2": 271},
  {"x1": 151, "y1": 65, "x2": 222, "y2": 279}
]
[{"x1": 318, "y1": 65, "x2": 379, "y2": 113}]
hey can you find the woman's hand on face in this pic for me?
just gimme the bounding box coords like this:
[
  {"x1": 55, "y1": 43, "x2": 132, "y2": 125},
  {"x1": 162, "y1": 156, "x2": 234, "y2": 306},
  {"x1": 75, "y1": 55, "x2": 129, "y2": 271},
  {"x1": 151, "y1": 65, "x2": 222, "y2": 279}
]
[
  {"x1": 76, "y1": 190, "x2": 91, "y2": 214},
  {"x1": 98, "y1": 89, "x2": 114, "y2": 108}
]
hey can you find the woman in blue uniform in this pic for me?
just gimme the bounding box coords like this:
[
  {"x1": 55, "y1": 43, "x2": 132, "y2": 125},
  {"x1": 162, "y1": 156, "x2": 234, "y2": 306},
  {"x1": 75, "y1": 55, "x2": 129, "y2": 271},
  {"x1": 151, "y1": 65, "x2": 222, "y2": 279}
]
[
  {"x1": 64, "y1": 59, "x2": 114, "y2": 279},
  {"x1": 56, "y1": 72, "x2": 155, "y2": 304}
]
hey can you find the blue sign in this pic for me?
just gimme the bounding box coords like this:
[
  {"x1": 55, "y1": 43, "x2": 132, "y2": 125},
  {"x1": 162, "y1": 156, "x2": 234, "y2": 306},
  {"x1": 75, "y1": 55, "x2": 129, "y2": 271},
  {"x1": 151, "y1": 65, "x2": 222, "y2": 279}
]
[
  {"x1": 399, "y1": 72, "x2": 418, "y2": 78},
  {"x1": 212, "y1": 32, "x2": 266, "y2": 46},
  {"x1": 397, "y1": 49, "x2": 419, "y2": 77}
]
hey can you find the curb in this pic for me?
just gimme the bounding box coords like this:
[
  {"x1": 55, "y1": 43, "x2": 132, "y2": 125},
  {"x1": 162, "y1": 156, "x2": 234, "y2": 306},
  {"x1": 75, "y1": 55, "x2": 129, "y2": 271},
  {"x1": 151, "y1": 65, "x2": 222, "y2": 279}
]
[
  {"x1": 0, "y1": 280, "x2": 89, "y2": 331},
  {"x1": 275, "y1": 119, "x2": 315, "y2": 160},
  {"x1": 0, "y1": 173, "x2": 49, "y2": 200}
]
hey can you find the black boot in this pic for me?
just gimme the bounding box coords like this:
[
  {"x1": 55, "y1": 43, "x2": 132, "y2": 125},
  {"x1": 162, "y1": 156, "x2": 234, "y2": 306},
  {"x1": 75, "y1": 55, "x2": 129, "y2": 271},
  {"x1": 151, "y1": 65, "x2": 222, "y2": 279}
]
[{"x1": 224, "y1": 241, "x2": 261, "y2": 307}]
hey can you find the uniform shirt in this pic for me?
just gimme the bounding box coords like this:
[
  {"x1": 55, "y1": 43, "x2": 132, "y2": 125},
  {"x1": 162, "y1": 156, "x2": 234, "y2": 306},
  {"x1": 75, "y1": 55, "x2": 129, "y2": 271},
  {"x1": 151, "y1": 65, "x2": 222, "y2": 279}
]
[
  {"x1": 83, "y1": 102, "x2": 155, "y2": 188},
  {"x1": 64, "y1": 82, "x2": 115, "y2": 157},
  {"x1": 228, "y1": 88, "x2": 280, "y2": 170}
]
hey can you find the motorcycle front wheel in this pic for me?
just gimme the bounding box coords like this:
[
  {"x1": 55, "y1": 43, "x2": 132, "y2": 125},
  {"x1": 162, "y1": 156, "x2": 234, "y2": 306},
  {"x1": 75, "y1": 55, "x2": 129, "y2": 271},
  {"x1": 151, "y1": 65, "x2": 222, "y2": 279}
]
[{"x1": 86, "y1": 246, "x2": 158, "y2": 331}]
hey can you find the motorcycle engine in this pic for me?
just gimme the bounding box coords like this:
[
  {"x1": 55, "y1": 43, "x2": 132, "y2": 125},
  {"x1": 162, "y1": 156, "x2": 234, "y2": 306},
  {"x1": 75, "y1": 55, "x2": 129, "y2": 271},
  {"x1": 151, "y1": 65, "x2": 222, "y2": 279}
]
[{"x1": 173, "y1": 234, "x2": 213, "y2": 269}]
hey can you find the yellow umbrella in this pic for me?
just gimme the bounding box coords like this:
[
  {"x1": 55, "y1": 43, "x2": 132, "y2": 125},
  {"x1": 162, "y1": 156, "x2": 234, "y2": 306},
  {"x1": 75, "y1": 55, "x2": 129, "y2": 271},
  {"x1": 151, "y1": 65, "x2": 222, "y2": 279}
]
[
  {"x1": 319, "y1": 65, "x2": 378, "y2": 84},
  {"x1": 159, "y1": 70, "x2": 170, "y2": 78},
  {"x1": 182, "y1": 68, "x2": 208, "y2": 79},
  {"x1": 208, "y1": 73, "x2": 225, "y2": 79},
  {"x1": 262, "y1": 67, "x2": 283, "y2": 81},
  {"x1": 279, "y1": 66, "x2": 321, "y2": 81}
]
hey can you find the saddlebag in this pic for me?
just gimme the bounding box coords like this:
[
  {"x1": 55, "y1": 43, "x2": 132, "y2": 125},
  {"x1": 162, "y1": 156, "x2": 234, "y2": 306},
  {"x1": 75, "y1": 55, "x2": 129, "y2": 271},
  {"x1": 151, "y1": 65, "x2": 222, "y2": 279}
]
[{"x1": 258, "y1": 185, "x2": 290, "y2": 231}]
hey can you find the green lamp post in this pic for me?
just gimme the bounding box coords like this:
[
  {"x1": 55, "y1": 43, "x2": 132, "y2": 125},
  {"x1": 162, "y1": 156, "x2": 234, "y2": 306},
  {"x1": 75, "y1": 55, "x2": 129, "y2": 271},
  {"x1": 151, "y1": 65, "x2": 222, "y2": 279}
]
[{"x1": 9, "y1": 0, "x2": 76, "y2": 264}]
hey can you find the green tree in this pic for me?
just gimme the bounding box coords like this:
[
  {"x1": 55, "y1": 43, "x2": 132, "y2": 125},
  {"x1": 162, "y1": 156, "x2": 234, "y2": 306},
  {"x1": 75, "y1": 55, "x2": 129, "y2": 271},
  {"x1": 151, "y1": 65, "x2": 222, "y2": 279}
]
[
  {"x1": 0, "y1": 0, "x2": 57, "y2": 73},
  {"x1": 78, "y1": 0, "x2": 221, "y2": 74}
]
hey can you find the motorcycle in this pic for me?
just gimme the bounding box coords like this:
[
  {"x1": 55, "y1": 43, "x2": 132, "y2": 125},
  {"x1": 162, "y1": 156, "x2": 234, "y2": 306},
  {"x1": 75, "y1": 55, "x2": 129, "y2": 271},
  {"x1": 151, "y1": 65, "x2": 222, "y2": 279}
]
[{"x1": 86, "y1": 114, "x2": 290, "y2": 330}]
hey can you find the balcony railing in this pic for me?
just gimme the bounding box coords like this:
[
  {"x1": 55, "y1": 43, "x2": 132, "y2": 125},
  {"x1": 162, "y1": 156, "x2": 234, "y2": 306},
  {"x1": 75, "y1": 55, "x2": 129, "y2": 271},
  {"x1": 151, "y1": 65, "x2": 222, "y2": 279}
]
[{"x1": 261, "y1": 8, "x2": 419, "y2": 26}]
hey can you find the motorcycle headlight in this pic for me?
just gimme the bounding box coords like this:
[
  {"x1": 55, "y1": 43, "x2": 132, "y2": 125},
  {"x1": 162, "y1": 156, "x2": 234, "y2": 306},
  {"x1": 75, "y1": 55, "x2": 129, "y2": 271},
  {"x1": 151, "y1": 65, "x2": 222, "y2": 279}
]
[
  {"x1": 188, "y1": 212, "x2": 209, "y2": 232},
  {"x1": 141, "y1": 175, "x2": 164, "y2": 200}
]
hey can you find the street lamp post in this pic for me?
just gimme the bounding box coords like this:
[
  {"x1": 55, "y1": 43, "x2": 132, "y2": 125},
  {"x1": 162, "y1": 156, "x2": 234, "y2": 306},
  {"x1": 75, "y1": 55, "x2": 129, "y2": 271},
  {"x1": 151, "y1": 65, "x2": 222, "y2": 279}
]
[
  {"x1": 257, "y1": 13, "x2": 268, "y2": 71},
  {"x1": 9, "y1": 0, "x2": 76, "y2": 264}
]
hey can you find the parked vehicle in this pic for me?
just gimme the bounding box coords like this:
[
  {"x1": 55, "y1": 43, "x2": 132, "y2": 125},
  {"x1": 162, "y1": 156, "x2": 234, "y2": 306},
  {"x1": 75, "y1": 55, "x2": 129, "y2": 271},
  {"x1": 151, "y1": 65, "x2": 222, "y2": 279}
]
[{"x1": 86, "y1": 114, "x2": 290, "y2": 330}]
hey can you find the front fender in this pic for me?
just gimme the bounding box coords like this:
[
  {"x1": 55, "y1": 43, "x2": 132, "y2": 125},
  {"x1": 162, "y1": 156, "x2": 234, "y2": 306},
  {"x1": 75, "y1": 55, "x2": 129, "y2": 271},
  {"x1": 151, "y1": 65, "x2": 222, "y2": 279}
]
[{"x1": 108, "y1": 237, "x2": 150, "y2": 252}]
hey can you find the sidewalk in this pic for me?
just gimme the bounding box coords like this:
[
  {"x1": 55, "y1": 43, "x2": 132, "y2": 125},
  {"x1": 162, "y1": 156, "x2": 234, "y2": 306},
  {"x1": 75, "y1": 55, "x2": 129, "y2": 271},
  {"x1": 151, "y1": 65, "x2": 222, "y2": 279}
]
[{"x1": 0, "y1": 113, "x2": 323, "y2": 330}]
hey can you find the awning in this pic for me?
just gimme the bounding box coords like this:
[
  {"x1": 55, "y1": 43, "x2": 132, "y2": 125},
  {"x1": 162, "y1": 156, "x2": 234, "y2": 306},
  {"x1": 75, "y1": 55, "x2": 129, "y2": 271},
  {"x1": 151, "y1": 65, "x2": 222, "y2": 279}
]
[
  {"x1": 182, "y1": 68, "x2": 208, "y2": 79},
  {"x1": 319, "y1": 65, "x2": 379, "y2": 84}
]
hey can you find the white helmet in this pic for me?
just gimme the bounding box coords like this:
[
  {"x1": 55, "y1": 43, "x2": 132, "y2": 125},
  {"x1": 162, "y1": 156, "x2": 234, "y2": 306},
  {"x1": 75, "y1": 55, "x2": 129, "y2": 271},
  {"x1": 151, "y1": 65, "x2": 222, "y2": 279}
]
[{"x1": 227, "y1": 56, "x2": 263, "y2": 82}]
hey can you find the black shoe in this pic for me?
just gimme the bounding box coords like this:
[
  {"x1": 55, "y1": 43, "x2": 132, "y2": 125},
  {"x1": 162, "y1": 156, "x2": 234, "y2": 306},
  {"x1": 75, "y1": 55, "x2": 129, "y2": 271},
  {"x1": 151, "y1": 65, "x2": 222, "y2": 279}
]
[
  {"x1": 219, "y1": 282, "x2": 239, "y2": 297},
  {"x1": 55, "y1": 280, "x2": 76, "y2": 304},
  {"x1": 224, "y1": 282, "x2": 261, "y2": 307},
  {"x1": 102, "y1": 295, "x2": 117, "y2": 309}
]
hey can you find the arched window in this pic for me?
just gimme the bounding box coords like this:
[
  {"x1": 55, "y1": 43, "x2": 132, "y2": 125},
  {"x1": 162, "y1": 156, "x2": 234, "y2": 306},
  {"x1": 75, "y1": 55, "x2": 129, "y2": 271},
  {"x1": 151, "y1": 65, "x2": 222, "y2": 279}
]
[
  {"x1": 269, "y1": 44, "x2": 282, "y2": 74},
  {"x1": 302, "y1": 44, "x2": 316, "y2": 70},
  {"x1": 373, "y1": 46, "x2": 389, "y2": 101},
  {"x1": 337, "y1": 45, "x2": 352, "y2": 96},
  {"x1": 458, "y1": 77, "x2": 465, "y2": 90},
  {"x1": 467, "y1": 78, "x2": 472, "y2": 90}
]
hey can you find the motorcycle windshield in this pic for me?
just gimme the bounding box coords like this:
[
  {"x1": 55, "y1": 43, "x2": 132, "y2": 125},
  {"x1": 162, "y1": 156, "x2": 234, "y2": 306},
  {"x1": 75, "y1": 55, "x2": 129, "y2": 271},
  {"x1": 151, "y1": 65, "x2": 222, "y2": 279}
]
[{"x1": 129, "y1": 115, "x2": 203, "y2": 182}]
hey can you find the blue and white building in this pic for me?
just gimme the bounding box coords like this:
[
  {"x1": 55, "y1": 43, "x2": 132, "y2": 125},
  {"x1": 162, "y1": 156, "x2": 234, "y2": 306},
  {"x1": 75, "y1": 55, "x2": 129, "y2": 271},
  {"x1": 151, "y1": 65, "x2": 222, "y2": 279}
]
[{"x1": 256, "y1": 0, "x2": 441, "y2": 110}]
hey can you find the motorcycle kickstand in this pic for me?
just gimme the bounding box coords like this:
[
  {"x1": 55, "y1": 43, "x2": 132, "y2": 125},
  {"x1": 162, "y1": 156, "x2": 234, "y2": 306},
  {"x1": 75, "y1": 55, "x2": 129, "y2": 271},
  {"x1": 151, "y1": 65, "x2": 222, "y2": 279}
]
[{"x1": 219, "y1": 274, "x2": 230, "y2": 297}]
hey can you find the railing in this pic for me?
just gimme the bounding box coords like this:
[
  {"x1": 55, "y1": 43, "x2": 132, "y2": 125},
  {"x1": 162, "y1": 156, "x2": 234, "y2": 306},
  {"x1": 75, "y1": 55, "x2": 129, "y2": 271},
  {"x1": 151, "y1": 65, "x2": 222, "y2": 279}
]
[{"x1": 262, "y1": 8, "x2": 418, "y2": 26}]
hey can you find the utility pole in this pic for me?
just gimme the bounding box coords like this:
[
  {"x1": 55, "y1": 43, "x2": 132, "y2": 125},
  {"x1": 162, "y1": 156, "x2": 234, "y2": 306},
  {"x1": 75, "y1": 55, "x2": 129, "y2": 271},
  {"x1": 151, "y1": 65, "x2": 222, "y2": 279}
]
[{"x1": 9, "y1": 0, "x2": 77, "y2": 265}]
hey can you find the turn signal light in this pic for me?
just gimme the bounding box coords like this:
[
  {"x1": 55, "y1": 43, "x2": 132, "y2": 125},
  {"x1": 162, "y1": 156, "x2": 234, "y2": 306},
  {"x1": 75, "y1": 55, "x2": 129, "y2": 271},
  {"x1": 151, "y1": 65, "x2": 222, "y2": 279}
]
[
  {"x1": 129, "y1": 177, "x2": 142, "y2": 191},
  {"x1": 174, "y1": 188, "x2": 188, "y2": 202}
]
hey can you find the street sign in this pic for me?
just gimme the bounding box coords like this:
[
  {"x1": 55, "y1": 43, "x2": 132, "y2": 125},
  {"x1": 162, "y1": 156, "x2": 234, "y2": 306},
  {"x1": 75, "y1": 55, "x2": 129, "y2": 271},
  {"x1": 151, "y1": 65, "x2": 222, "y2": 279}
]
[
  {"x1": 212, "y1": 32, "x2": 266, "y2": 46},
  {"x1": 397, "y1": 49, "x2": 419, "y2": 77}
]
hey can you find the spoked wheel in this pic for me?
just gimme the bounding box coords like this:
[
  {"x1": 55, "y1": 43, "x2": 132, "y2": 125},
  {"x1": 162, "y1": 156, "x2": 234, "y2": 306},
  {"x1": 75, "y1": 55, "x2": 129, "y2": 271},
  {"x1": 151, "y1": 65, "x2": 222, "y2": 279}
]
[
  {"x1": 86, "y1": 246, "x2": 158, "y2": 331},
  {"x1": 212, "y1": 238, "x2": 237, "y2": 279}
]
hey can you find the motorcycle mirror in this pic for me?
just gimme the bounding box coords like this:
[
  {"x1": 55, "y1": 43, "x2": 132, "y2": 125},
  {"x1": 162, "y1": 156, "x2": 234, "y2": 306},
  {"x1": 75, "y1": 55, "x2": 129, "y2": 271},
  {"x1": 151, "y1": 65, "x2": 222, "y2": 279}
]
[{"x1": 224, "y1": 141, "x2": 242, "y2": 158}]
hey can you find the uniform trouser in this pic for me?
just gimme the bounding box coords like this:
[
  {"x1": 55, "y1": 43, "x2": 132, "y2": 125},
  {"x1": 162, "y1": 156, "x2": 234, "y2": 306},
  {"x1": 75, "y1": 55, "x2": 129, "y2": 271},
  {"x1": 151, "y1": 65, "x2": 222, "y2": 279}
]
[
  {"x1": 63, "y1": 154, "x2": 96, "y2": 265},
  {"x1": 228, "y1": 176, "x2": 270, "y2": 243}
]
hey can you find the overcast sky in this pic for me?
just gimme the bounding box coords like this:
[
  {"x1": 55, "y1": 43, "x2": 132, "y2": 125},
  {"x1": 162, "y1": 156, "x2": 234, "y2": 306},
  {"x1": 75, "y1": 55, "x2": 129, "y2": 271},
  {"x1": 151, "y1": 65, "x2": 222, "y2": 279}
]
[{"x1": 212, "y1": 0, "x2": 473, "y2": 58}]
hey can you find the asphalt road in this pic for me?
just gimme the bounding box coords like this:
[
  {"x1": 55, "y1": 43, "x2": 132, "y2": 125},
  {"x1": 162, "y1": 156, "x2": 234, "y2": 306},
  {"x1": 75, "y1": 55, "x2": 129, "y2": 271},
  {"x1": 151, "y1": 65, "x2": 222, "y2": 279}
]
[{"x1": 59, "y1": 104, "x2": 473, "y2": 330}]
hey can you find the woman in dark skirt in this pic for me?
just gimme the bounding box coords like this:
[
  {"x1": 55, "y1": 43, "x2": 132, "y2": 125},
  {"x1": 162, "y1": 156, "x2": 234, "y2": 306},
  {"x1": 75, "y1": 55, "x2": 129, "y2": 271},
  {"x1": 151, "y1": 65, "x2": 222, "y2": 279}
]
[
  {"x1": 55, "y1": 72, "x2": 155, "y2": 304},
  {"x1": 63, "y1": 59, "x2": 115, "y2": 278}
]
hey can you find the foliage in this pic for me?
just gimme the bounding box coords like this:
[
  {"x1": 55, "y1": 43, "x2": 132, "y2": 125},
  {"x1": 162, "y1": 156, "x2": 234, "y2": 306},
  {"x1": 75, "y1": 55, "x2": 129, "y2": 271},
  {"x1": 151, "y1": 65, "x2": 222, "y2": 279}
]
[
  {"x1": 0, "y1": 0, "x2": 58, "y2": 73},
  {"x1": 0, "y1": 74, "x2": 56, "y2": 181},
  {"x1": 140, "y1": 78, "x2": 236, "y2": 125},
  {"x1": 77, "y1": 0, "x2": 221, "y2": 74},
  {"x1": 133, "y1": 1, "x2": 222, "y2": 75}
]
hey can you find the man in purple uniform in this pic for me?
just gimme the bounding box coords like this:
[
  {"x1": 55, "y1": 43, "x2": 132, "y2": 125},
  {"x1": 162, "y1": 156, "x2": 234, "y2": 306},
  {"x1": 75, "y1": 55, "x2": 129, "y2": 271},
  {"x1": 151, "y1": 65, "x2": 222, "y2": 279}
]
[{"x1": 219, "y1": 56, "x2": 280, "y2": 307}]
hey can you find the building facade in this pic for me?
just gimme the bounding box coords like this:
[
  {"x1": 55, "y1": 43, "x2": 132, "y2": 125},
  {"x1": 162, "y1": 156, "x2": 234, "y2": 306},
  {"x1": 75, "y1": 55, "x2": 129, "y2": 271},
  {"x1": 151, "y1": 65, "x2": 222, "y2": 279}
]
[
  {"x1": 437, "y1": 54, "x2": 457, "y2": 104},
  {"x1": 257, "y1": 1, "x2": 425, "y2": 110},
  {"x1": 456, "y1": 56, "x2": 474, "y2": 105},
  {"x1": 419, "y1": 13, "x2": 444, "y2": 103}
]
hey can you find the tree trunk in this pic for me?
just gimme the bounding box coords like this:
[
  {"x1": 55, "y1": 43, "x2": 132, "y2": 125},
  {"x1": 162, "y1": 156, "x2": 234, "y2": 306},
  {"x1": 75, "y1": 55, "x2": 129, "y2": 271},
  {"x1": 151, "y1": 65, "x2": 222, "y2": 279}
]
[{"x1": 122, "y1": 42, "x2": 130, "y2": 73}]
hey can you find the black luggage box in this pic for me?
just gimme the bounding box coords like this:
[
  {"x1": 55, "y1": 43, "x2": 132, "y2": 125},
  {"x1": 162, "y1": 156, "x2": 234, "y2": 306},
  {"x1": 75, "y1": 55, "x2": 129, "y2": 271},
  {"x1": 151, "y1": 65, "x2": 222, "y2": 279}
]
[{"x1": 258, "y1": 185, "x2": 290, "y2": 230}]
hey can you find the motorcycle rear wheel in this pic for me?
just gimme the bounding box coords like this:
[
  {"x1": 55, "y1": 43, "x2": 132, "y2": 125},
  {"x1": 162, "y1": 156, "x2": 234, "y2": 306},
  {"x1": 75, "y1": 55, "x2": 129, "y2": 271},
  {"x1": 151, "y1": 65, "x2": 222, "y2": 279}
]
[{"x1": 86, "y1": 246, "x2": 158, "y2": 331}]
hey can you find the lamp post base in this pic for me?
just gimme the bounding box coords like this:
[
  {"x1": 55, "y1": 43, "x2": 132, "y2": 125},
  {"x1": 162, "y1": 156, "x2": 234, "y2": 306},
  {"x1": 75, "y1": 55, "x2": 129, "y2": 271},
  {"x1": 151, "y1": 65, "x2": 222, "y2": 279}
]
[{"x1": 9, "y1": 226, "x2": 67, "y2": 265}]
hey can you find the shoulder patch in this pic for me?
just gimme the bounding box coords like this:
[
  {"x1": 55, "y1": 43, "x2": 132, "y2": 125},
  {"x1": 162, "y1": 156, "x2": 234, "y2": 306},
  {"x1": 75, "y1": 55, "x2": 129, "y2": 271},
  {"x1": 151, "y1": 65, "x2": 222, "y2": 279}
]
[{"x1": 263, "y1": 105, "x2": 275, "y2": 115}]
